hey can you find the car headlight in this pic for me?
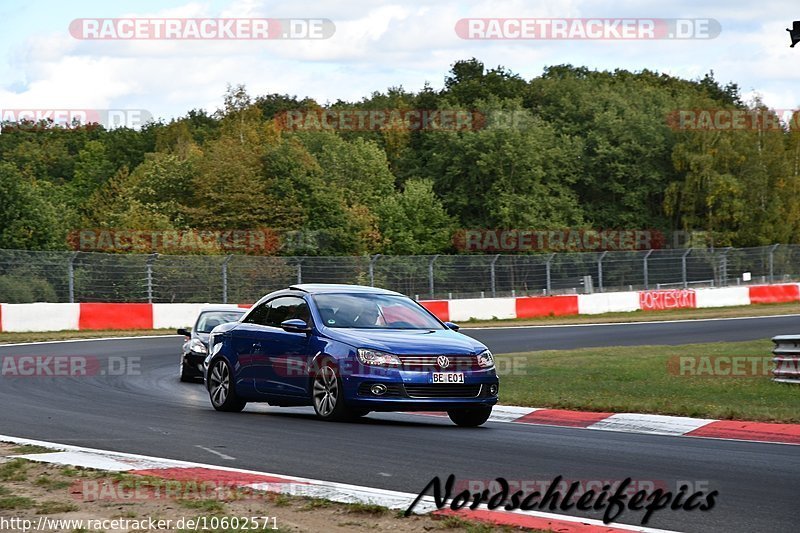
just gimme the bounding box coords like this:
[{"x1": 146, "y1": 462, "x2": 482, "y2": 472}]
[
  {"x1": 357, "y1": 348, "x2": 401, "y2": 366},
  {"x1": 477, "y1": 349, "x2": 494, "y2": 369},
  {"x1": 189, "y1": 338, "x2": 208, "y2": 355}
]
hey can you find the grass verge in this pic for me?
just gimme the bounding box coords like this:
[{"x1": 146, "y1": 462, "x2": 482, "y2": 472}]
[
  {"x1": 497, "y1": 338, "x2": 799, "y2": 422},
  {"x1": 0, "y1": 444, "x2": 517, "y2": 532}
]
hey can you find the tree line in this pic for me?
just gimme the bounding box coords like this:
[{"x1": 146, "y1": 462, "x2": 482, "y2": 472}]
[{"x1": 2, "y1": 58, "x2": 799, "y2": 256}]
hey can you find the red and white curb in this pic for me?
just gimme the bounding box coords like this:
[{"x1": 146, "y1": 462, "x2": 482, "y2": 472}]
[
  {"x1": 1, "y1": 434, "x2": 675, "y2": 533},
  {"x1": 428, "y1": 406, "x2": 800, "y2": 446}
]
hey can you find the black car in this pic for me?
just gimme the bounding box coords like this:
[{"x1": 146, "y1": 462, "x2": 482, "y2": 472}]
[{"x1": 177, "y1": 307, "x2": 246, "y2": 382}]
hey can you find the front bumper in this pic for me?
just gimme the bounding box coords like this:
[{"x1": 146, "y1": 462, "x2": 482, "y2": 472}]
[
  {"x1": 341, "y1": 366, "x2": 499, "y2": 411},
  {"x1": 182, "y1": 351, "x2": 206, "y2": 376}
]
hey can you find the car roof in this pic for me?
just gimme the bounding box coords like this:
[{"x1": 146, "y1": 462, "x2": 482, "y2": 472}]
[
  {"x1": 198, "y1": 306, "x2": 246, "y2": 313},
  {"x1": 288, "y1": 284, "x2": 404, "y2": 296}
]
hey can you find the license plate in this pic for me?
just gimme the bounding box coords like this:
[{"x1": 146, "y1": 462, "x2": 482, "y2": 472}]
[{"x1": 432, "y1": 372, "x2": 465, "y2": 384}]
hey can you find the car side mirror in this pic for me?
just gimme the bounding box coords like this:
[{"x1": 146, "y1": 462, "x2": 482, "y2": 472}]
[
  {"x1": 444, "y1": 322, "x2": 460, "y2": 331},
  {"x1": 281, "y1": 319, "x2": 311, "y2": 334},
  {"x1": 177, "y1": 328, "x2": 191, "y2": 337}
]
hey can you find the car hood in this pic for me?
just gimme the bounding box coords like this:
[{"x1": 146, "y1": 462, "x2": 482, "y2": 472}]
[
  {"x1": 323, "y1": 327, "x2": 486, "y2": 355},
  {"x1": 193, "y1": 332, "x2": 210, "y2": 345}
]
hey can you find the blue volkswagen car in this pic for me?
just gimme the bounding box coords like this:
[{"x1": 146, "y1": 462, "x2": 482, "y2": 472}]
[{"x1": 204, "y1": 284, "x2": 499, "y2": 426}]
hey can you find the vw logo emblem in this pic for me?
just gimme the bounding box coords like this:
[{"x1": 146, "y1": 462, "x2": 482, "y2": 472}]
[{"x1": 437, "y1": 355, "x2": 450, "y2": 369}]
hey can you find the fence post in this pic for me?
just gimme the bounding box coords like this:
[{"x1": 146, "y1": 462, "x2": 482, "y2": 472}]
[
  {"x1": 643, "y1": 249, "x2": 653, "y2": 290},
  {"x1": 769, "y1": 244, "x2": 779, "y2": 284},
  {"x1": 597, "y1": 251, "x2": 608, "y2": 293},
  {"x1": 718, "y1": 247, "x2": 732, "y2": 287},
  {"x1": 682, "y1": 248, "x2": 692, "y2": 288},
  {"x1": 428, "y1": 255, "x2": 439, "y2": 299},
  {"x1": 545, "y1": 253, "x2": 555, "y2": 295},
  {"x1": 68, "y1": 252, "x2": 78, "y2": 303},
  {"x1": 146, "y1": 253, "x2": 158, "y2": 303},
  {"x1": 369, "y1": 254, "x2": 381, "y2": 286},
  {"x1": 490, "y1": 254, "x2": 500, "y2": 298},
  {"x1": 296, "y1": 258, "x2": 303, "y2": 284},
  {"x1": 222, "y1": 255, "x2": 233, "y2": 304}
]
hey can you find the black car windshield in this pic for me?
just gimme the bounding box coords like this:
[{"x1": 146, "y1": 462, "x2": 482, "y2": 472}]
[
  {"x1": 312, "y1": 294, "x2": 444, "y2": 330},
  {"x1": 195, "y1": 311, "x2": 244, "y2": 333}
]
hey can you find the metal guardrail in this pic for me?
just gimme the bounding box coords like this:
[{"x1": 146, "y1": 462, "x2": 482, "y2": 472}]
[{"x1": 771, "y1": 335, "x2": 800, "y2": 384}]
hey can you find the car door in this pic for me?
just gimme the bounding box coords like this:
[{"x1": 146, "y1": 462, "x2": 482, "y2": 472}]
[
  {"x1": 231, "y1": 302, "x2": 273, "y2": 397},
  {"x1": 254, "y1": 296, "x2": 314, "y2": 397}
]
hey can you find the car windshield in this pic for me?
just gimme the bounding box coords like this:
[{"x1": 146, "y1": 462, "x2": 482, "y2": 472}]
[
  {"x1": 195, "y1": 311, "x2": 244, "y2": 333},
  {"x1": 312, "y1": 293, "x2": 444, "y2": 330}
]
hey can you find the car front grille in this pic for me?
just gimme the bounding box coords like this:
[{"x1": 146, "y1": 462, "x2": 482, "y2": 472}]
[
  {"x1": 403, "y1": 384, "x2": 482, "y2": 398},
  {"x1": 396, "y1": 354, "x2": 480, "y2": 371}
]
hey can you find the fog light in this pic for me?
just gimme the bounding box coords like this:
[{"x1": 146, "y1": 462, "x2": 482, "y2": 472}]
[
  {"x1": 489, "y1": 384, "x2": 498, "y2": 395},
  {"x1": 370, "y1": 384, "x2": 388, "y2": 396}
]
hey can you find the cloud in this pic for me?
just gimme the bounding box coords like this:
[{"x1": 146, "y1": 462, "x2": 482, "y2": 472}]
[{"x1": 1, "y1": 0, "x2": 797, "y2": 121}]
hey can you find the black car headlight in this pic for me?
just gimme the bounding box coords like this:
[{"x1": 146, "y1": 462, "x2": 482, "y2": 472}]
[{"x1": 477, "y1": 349, "x2": 495, "y2": 369}]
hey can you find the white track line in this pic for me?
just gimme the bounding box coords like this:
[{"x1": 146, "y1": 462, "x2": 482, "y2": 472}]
[
  {"x1": 195, "y1": 445, "x2": 236, "y2": 461},
  {"x1": 1, "y1": 434, "x2": 678, "y2": 533},
  {"x1": 0, "y1": 334, "x2": 180, "y2": 347}
]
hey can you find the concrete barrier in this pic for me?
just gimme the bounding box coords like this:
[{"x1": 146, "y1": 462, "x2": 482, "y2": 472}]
[
  {"x1": 448, "y1": 297, "x2": 516, "y2": 322},
  {"x1": 0, "y1": 303, "x2": 80, "y2": 332},
  {"x1": 577, "y1": 292, "x2": 640, "y2": 315},
  {"x1": 0, "y1": 282, "x2": 798, "y2": 332},
  {"x1": 695, "y1": 287, "x2": 750, "y2": 308},
  {"x1": 749, "y1": 284, "x2": 800, "y2": 304}
]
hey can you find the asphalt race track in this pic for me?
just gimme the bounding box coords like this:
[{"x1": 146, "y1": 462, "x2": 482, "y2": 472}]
[{"x1": 1, "y1": 315, "x2": 798, "y2": 532}]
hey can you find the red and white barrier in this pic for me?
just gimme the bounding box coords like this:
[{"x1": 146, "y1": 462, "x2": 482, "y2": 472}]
[
  {"x1": 0, "y1": 303, "x2": 80, "y2": 332},
  {"x1": 152, "y1": 303, "x2": 241, "y2": 329},
  {"x1": 695, "y1": 287, "x2": 750, "y2": 308},
  {"x1": 748, "y1": 283, "x2": 800, "y2": 304},
  {"x1": 0, "y1": 283, "x2": 798, "y2": 332},
  {"x1": 578, "y1": 292, "x2": 640, "y2": 315}
]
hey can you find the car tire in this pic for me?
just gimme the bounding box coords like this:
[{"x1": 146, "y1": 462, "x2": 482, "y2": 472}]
[
  {"x1": 447, "y1": 406, "x2": 492, "y2": 427},
  {"x1": 207, "y1": 358, "x2": 246, "y2": 412},
  {"x1": 312, "y1": 362, "x2": 356, "y2": 421}
]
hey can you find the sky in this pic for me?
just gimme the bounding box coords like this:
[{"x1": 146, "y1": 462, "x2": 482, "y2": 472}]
[{"x1": 0, "y1": 0, "x2": 797, "y2": 123}]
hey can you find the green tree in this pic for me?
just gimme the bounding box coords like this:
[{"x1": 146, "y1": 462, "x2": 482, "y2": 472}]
[
  {"x1": 0, "y1": 162, "x2": 62, "y2": 249},
  {"x1": 376, "y1": 179, "x2": 454, "y2": 254}
]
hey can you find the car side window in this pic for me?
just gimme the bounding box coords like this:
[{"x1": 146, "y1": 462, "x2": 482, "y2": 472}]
[
  {"x1": 243, "y1": 302, "x2": 270, "y2": 326},
  {"x1": 265, "y1": 296, "x2": 311, "y2": 328}
]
